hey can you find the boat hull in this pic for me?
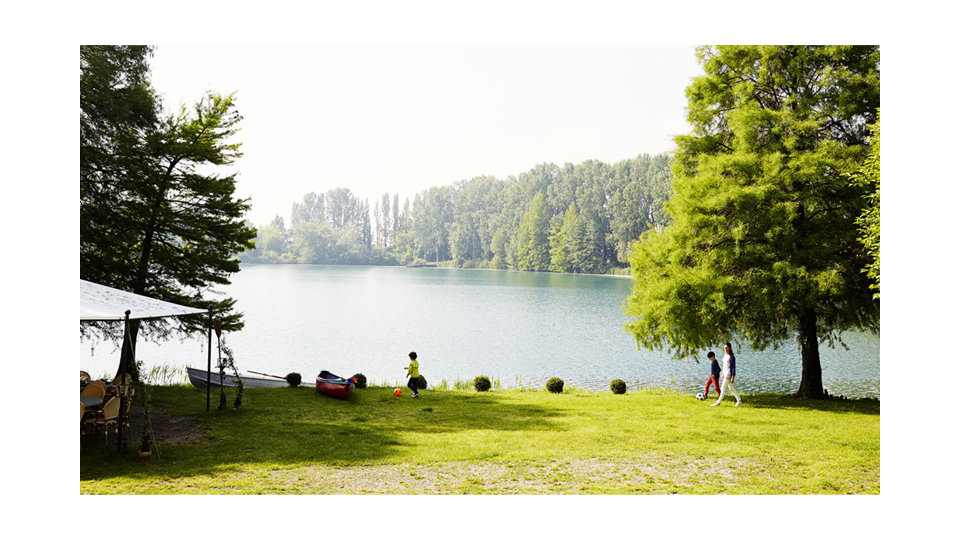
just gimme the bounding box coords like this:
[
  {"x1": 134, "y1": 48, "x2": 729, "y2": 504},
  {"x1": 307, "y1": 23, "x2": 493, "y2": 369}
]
[
  {"x1": 187, "y1": 367, "x2": 288, "y2": 389},
  {"x1": 315, "y1": 370, "x2": 354, "y2": 399}
]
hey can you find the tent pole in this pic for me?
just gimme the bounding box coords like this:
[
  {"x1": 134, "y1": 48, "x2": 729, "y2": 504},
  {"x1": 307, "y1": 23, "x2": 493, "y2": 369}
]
[
  {"x1": 207, "y1": 307, "x2": 213, "y2": 412},
  {"x1": 119, "y1": 310, "x2": 131, "y2": 453}
]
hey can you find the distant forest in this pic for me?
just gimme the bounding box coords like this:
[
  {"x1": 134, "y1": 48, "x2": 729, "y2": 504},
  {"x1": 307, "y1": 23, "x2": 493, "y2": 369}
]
[{"x1": 240, "y1": 153, "x2": 673, "y2": 273}]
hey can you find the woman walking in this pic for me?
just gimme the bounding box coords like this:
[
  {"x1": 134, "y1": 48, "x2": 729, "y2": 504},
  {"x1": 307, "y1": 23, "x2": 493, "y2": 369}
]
[{"x1": 712, "y1": 342, "x2": 742, "y2": 407}]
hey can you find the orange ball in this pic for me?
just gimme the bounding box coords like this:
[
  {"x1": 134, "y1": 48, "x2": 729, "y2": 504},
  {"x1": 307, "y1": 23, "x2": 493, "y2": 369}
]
[{"x1": 393, "y1": 388, "x2": 402, "y2": 397}]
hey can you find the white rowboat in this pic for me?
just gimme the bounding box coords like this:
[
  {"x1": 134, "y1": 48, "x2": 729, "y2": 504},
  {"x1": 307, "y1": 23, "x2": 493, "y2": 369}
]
[{"x1": 186, "y1": 366, "x2": 289, "y2": 389}]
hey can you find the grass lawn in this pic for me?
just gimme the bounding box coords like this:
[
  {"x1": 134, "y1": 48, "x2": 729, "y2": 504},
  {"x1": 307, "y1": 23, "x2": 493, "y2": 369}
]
[{"x1": 79, "y1": 384, "x2": 879, "y2": 494}]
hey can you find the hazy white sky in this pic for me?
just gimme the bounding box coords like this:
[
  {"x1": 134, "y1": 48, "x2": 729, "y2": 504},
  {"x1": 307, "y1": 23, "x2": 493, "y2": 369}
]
[{"x1": 150, "y1": 46, "x2": 701, "y2": 225}]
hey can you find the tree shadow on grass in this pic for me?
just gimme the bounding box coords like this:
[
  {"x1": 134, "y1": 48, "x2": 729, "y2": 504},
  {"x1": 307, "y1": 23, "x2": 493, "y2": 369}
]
[
  {"x1": 404, "y1": 392, "x2": 567, "y2": 434},
  {"x1": 742, "y1": 393, "x2": 880, "y2": 415},
  {"x1": 80, "y1": 386, "x2": 567, "y2": 482}
]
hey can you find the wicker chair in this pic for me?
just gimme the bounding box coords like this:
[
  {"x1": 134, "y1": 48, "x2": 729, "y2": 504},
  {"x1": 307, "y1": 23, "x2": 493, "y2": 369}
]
[
  {"x1": 80, "y1": 380, "x2": 106, "y2": 399},
  {"x1": 80, "y1": 401, "x2": 95, "y2": 444},
  {"x1": 83, "y1": 397, "x2": 121, "y2": 446},
  {"x1": 80, "y1": 371, "x2": 91, "y2": 383}
]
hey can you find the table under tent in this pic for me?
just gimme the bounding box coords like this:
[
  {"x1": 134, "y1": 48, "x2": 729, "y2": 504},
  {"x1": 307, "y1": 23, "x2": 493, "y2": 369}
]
[{"x1": 80, "y1": 279, "x2": 214, "y2": 451}]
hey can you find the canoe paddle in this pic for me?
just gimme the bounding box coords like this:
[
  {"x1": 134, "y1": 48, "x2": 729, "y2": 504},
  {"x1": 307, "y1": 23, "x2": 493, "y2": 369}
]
[{"x1": 249, "y1": 370, "x2": 286, "y2": 380}]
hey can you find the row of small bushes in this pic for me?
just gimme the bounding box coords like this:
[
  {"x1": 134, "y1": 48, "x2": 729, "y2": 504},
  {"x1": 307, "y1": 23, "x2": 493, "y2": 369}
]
[
  {"x1": 470, "y1": 376, "x2": 566, "y2": 393},
  {"x1": 347, "y1": 372, "x2": 628, "y2": 394},
  {"x1": 472, "y1": 376, "x2": 624, "y2": 394}
]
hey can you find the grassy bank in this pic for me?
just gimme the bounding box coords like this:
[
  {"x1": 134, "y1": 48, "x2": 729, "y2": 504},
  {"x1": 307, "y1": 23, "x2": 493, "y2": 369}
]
[{"x1": 80, "y1": 385, "x2": 879, "y2": 494}]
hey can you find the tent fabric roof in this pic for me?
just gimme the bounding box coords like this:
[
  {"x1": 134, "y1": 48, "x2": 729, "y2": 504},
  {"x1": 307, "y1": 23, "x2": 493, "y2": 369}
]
[{"x1": 80, "y1": 279, "x2": 207, "y2": 321}]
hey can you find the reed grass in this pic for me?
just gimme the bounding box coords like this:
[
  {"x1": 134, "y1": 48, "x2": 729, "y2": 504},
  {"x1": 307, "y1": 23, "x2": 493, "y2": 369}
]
[{"x1": 141, "y1": 363, "x2": 187, "y2": 386}]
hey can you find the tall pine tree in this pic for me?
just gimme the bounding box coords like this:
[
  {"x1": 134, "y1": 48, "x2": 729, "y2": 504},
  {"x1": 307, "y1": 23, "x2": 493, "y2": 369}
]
[{"x1": 515, "y1": 192, "x2": 551, "y2": 271}]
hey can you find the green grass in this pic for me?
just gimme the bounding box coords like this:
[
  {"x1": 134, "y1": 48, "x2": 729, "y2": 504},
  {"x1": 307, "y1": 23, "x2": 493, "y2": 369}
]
[{"x1": 79, "y1": 385, "x2": 879, "y2": 494}]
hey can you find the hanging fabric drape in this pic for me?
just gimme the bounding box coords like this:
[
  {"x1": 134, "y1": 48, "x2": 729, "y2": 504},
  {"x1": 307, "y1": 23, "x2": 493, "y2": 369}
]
[{"x1": 80, "y1": 279, "x2": 210, "y2": 452}]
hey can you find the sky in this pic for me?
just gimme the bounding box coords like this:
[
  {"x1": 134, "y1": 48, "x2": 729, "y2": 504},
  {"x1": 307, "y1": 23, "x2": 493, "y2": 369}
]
[{"x1": 149, "y1": 45, "x2": 701, "y2": 225}]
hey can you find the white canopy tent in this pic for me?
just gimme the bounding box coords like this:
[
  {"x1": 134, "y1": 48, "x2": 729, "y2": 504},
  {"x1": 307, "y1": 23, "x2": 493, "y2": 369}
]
[
  {"x1": 80, "y1": 279, "x2": 213, "y2": 452},
  {"x1": 80, "y1": 279, "x2": 207, "y2": 321}
]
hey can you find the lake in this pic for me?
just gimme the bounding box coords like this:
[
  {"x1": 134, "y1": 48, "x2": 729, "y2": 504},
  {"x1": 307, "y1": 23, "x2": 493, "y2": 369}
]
[{"x1": 80, "y1": 264, "x2": 880, "y2": 398}]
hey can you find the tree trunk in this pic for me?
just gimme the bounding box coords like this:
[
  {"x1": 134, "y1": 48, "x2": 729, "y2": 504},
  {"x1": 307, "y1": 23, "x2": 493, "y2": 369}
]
[
  {"x1": 120, "y1": 173, "x2": 169, "y2": 383},
  {"x1": 120, "y1": 219, "x2": 156, "y2": 383},
  {"x1": 796, "y1": 309, "x2": 824, "y2": 399}
]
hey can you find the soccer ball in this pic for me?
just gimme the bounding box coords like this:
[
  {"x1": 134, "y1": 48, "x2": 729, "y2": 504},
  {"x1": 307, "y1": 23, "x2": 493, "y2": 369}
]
[
  {"x1": 393, "y1": 388, "x2": 402, "y2": 397},
  {"x1": 696, "y1": 392, "x2": 705, "y2": 400}
]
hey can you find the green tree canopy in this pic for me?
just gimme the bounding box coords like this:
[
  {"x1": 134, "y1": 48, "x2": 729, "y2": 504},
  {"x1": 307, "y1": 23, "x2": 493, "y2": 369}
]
[
  {"x1": 852, "y1": 114, "x2": 880, "y2": 299},
  {"x1": 624, "y1": 46, "x2": 880, "y2": 398},
  {"x1": 80, "y1": 46, "x2": 256, "y2": 380},
  {"x1": 81, "y1": 45, "x2": 157, "y2": 291}
]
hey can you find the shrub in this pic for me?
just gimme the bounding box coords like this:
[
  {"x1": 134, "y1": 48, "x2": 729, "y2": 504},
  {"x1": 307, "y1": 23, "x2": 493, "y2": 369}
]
[
  {"x1": 352, "y1": 373, "x2": 367, "y2": 389},
  {"x1": 416, "y1": 375, "x2": 428, "y2": 390},
  {"x1": 285, "y1": 372, "x2": 302, "y2": 387},
  {"x1": 546, "y1": 377, "x2": 564, "y2": 393},
  {"x1": 474, "y1": 375, "x2": 492, "y2": 392},
  {"x1": 610, "y1": 379, "x2": 626, "y2": 395}
]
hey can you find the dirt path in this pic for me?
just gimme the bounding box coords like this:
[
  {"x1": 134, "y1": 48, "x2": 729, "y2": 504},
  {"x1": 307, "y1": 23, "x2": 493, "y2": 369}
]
[{"x1": 126, "y1": 404, "x2": 206, "y2": 446}]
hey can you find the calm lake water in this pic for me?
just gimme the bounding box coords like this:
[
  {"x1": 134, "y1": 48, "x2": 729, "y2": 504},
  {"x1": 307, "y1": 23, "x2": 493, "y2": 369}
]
[{"x1": 80, "y1": 264, "x2": 880, "y2": 398}]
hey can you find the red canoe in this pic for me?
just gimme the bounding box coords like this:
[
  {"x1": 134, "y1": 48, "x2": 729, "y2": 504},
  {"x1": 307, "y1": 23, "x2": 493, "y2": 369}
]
[{"x1": 315, "y1": 370, "x2": 354, "y2": 400}]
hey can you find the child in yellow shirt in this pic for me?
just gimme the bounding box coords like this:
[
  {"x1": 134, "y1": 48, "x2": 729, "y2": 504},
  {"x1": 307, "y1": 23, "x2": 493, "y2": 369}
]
[{"x1": 405, "y1": 351, "x2": 420, "y2": 398}]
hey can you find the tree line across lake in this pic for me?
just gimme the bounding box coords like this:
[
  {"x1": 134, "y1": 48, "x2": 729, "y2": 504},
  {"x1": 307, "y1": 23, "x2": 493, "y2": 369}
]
[{"x1": 241, "y1": 153, "x2": 673, "y2": 274}]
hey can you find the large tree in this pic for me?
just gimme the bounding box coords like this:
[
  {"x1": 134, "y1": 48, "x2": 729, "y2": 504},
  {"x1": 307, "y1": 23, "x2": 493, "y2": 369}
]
[
  {"x1": 624, "y1": 46, "x2": 880, "y2": 398},
  {"x1": 81, "y1": 46, "x2": 256, "y2": 380}
]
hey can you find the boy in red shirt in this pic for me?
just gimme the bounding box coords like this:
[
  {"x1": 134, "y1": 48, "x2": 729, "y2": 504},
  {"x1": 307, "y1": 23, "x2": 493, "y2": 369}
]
[{"x1": 704, "y1": 351, "x2": 721, "y2": 399}]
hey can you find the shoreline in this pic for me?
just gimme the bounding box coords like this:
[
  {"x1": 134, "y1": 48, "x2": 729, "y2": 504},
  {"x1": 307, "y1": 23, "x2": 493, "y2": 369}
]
[{"x1": 239, "y1": 261, "x2": 634, "y2": 278}]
